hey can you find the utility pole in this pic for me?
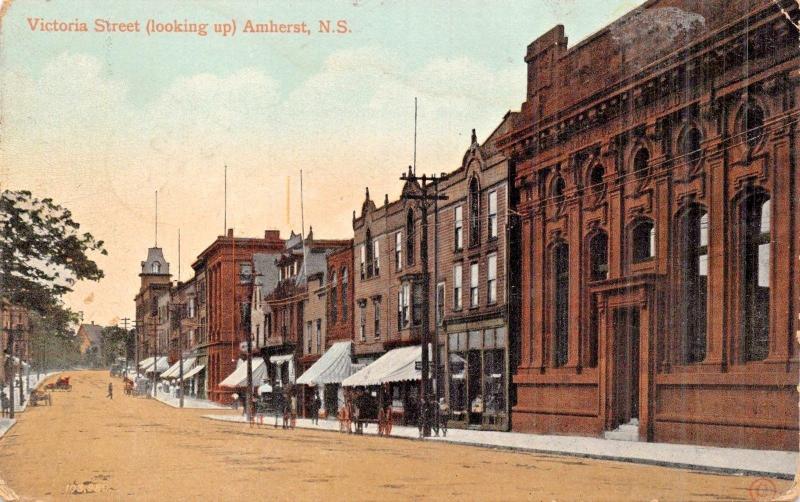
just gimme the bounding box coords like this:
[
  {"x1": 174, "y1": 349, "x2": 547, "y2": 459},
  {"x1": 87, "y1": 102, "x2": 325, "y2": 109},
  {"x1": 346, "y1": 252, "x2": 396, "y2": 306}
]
[
  {"x1": 120, "y1": 317, "x2": 131, "y2": 372},
  {"x1": 400, "y1": 167, "x2": 447, "y2": 438}
]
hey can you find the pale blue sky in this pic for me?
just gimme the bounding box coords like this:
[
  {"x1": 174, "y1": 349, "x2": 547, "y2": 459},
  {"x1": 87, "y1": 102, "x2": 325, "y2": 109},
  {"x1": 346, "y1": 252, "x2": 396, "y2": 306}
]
[{"x1": 1, "y1": 0, "x2": 643, "y2": 323}]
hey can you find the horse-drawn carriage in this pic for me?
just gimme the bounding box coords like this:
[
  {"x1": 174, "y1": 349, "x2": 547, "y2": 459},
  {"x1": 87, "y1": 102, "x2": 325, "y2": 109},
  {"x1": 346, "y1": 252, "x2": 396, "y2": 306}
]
[
  {"x1": 44, "y1": 376, "x2": 72, "y2": 391},
  {"x1": 29, "y1": 389, "x2": 52, "y2": 406},
  {"x1": 123, "y1": 377, "x2": 134, "y2": 396}
]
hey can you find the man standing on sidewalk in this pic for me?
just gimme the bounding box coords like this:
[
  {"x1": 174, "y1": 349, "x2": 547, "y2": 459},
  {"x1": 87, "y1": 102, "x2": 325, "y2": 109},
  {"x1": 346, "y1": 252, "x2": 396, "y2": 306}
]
[{"x1": 106, "y1": 382, "x2": 113, "y2": 400}]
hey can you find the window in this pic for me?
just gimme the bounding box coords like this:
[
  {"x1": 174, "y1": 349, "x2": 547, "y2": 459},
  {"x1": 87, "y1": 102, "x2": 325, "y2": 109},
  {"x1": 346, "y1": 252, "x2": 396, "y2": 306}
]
[
  {"x1": 373, "y1": 239, "x2": 380, "y2": 276},
  {"x1": 488, "y1": 191, "x2": 498, "y2": 240},
  {"x1": 374, "y1": 300, "x2": 381, "y2": 339},
  {"x1": 552, "y1": 176, "x2": 565, "y2": 200},
  {"x1": 469, "y1": 178, "x2": 480, "y2": 247},
  {"x1": 359, "y1": 244, "x2": 366, "y2": 280},
  {"x1": 151, "y1": 261, "x2": 161, "y2": 273},
  {"x1": 631, "y1": 220, "x2": 656, "y2": 263},
  {"x1": 359, "y1": 304, "x2": 366, "y2": 341},
  {"x1": 341, "y1": 268, "x2": 348, "y2": 321},
  {"x1": 740, "y1": 194, "x2": 771, "y2": 362},
  {"x1": 330, "y1": 270, "x2": 338, "y2": 323},
  {"x1": 436, "y1": 282, "x2": 445, "y2": 326},
  {"x1": 188, "y1": 298, "x2": 196, "y2": 318},
  {"x1": 395, "y1": 232, "x2": 403, "y2": 271},
  {"x1": 589, "y1": 165, "x2": 605, "y2": 194},
  {"x1": 412, "y1": 282, "x2": 423, "y2": 326},
  {"x1": 553, "y1": 242, "x2": 569, "y2": 367},
  {"x1": 633, "y1": 148, "x2": 650, "y2": 179},
  {"x1": 365, "y1": 229, "x2": 374, "y2": 278},
  {"x1": 398, "y1": 284, "x2": 410, "y2": 330},
  {"x1": 316, "y1": 319, "x2": 322, "y2": 353},
  {"x1": 744, "y1": 102, "x2": 765, "y2": 149},
  {"x1": 681, "y1": 127, "x2": 703, "y2": 166},
  {"x1": 470, "y1": 262, "x2": 479, "y2": 308},
  {"x1": 306, "y1": 321, "x2": 312, "y2": 353},
  {"x1": 406, "y1": 211, "x2": 416, "y2": 266},
  {"x1": 677, "y1": 207, "x2": 708, "y2": 363},
  {"x1": 453, "y1": 264, "x2": 463, "y2": 310},
  {"x1": 239, "y1": 262, "x2": 253, "y2": 283},
  {"x1": 454, "y1": 206, "x2": 463, "y2": 250},
  {"x1": 487, "y1": 254, "x2": 497, "y2": 304},
  {"x1": 589, "y1": 232, "x2": 609, "y2": 281}
]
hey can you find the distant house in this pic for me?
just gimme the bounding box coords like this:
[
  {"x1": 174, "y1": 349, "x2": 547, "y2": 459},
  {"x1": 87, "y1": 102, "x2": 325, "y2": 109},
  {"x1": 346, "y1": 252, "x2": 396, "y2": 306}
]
[{"x1": 77, "y1": 322, "x2": 104, "y2": 354}]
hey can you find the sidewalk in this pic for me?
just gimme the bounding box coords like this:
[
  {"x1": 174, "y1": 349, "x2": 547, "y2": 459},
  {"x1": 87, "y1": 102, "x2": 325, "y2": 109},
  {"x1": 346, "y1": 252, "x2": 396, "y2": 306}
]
[
  {"x1": 203, "y1": 414, "x2": 798, "y2": 480},
  {"x1": 0, "y1": 372, "x2": 59, "y2": 440},
  {"x1": 153, "y1": 390, "x2": 228, "y2": 410}
]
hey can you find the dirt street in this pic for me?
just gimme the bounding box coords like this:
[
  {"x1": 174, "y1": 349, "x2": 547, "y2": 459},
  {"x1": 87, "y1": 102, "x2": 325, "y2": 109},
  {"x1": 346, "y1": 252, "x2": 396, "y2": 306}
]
[{"x1": 0, "y1": 371, "x2": 789, "y2": 501}]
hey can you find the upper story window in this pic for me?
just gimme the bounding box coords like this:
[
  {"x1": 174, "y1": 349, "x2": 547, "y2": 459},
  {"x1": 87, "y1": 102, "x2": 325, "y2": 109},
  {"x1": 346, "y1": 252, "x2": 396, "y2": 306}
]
[
  {"x1": 436, "y1": 282, "x2": 445, "y2": 326},
  {"x1": 589, "y1": 165, "x2": 605, "y2": 195},
  {"x1": 395, "y1": 232, "x2": 403, "y2": 271},
  {"x1": 412, "y1": 282, "x2": 423, "y2": 326},
  {"x1": 341, "y1": 268, "x2": 348, "y2": 321},
  {"x1": 677, "y1": 207, "x2": 709, "y2": 364},
  {"x1": 151, "y1": 261, "x2": 161, "y2": 273},
  {"x1": 316, "y1": 319, "x2": 322, "y2": 353},
  {"x1": 239, "y1": 262, "x2": 253, "y2": 283},
  {"x1": 589, "y1": 232, "x2": 609, "y2": 281},
  {"x1": 374, "y1": 300, "x2": 381, "y2": 339},
  {"x1": 359, "y1": 304, "x2": 366, "y2": 341},
  {"x1": 454, "y1": 206, "x2": 463, "y2": 251},
  {"x1": 469, "y1": 178, "x2": 480, "y2": 247},
  {"x1": 681, "y1": 127, "x2": 703, "y2": 167},
  {"x1": 359, "y1": 245, "x2": 366, "y2": 280},
  {"x1": 744, "y1": 102, "x2": 766, "y2": 149},
  {"x1": 365, "y1": 229, "x2": 375, "y2": 278},
  {"x1": 470, "y1": 262, "x2": 479, "y2": 308},
  {"x1": 487, "y1": 253, "x2": 497, "y2": 304},
  {"x1": 397, "y1": 284, "x2": 410, "y2": 330},
  {"x1": 633, "y1": 147, "x2": 650, "y2": 179},
  {"x1": 330, "y1": 270, "x2": 338, "y2": 323},
  {"x1": 187, "y1": 298, "x2": 196, "y2": 318},
  {"x1": 306, "y1": 321, "x2": 312, "y2": 353},
  {"x1": 739, "y1": 193, "x2": 771, "y2": 362},
  {"x1": 406, "y1": 210, "x2": 416, "y2": 266},
  {"x1": 453, "y1": 263, "x2": 463, "y2": 311},
  {"x1": 631, "y1": 220, "x2": 656, "y2": 263},
  {"x1": 373, "y1": 239, "x2": 380, "y2": 276},
  {"x1": 488, "y1": 190, "x2": 498, "y2": 240}
]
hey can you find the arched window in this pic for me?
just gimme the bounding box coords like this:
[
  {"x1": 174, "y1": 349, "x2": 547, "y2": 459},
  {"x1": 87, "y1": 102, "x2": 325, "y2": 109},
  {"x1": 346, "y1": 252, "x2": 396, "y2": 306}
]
[
  {"x1": 151, "y1": 261, "x2": 161, "y2": 274},
  {"x1": 341, "y1": 267, "x2": 348, "y2": 321},
  {"x1": 740, "y1": 194, "x2": 771, "y2": 362},
  {"x1": 365, "y1": 229, "x2": 374, "y2": 278},
  {"x1": 677, "y1": 207, "x2": 708, "y2": 363},
  {"x1": 330, "y1": 269, "x2": 338, "y2": 323},
  {"x1": 552, "y1": 176, "x2": 565, "y2": 200},
  {"x1": 406, "y1": 210, "x2": 415, "y2": 266},
  {"x1": 681, "y1": 127, "x2": 703, "y2": 166},
  {"x1": 589, "y1": 232, "x2": 609, "y2": 281},
  {"x1": 744, "y1": 102, "x2": 765, "y2": 149},
  {"x1": 589, "y1": 165, "x2": 605, "y2": 194},
  {"x1": 633, "y1": 148, "x2": 650, "y2": 179},
  {"x1": 552, "y1": 242, "x2": 569, "y2": 368},
  {"x1": 469, "y1": 177, "x2": 480, "y2": 247},
  {"x1": 631, "y1": 220, "x2": 656, "y2": 263}
]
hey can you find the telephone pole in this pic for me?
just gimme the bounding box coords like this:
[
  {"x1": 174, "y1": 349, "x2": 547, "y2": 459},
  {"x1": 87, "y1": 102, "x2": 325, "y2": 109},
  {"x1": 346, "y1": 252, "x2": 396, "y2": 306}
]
[
  {"x1": 400, "y1": 167, "x2": 447, "y2": 438},
  {"x1": 120, "y1": 317, "x2": 131, "y2": 372}
]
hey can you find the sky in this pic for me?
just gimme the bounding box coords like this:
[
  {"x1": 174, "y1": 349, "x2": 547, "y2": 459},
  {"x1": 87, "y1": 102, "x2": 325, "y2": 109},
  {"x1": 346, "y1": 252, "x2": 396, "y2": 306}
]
[{"x1": 0, "y1": 0, "x2": 643, "y2": 326}]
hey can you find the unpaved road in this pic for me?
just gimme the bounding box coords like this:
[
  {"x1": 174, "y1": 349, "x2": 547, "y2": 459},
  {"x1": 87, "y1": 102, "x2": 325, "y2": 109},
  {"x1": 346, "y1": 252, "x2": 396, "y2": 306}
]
[{"x1": 0, "y1": 371, "x2": 789, "y2": 501}]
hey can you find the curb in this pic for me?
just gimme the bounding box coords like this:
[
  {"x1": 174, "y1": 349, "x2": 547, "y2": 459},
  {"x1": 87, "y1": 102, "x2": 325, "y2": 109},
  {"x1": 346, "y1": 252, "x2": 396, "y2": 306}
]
[
  {"x1": 0, "y1": 372, "x2": 60, "y2": 441},
  {"x1": 200, "y1": 414, "x2": 794, "y2": 481}
]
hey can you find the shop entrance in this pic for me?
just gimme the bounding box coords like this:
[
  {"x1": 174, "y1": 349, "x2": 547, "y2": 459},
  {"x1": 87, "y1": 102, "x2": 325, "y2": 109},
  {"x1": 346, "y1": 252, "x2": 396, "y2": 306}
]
[{"x1": 612, "y1": 307, "x2": 640, "y2": 428}]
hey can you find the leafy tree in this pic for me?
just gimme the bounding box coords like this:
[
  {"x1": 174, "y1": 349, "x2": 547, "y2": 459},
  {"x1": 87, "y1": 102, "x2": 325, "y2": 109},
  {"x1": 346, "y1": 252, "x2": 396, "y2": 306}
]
[
  {"x1": 28, "y1": 307, "x2": 82, "y2": 372},
  {"x1": 1, "y1": 190, "x2": 107, "y2": 314},
  {"x1": 100, "y1": 325, "x2": 132, "y2": 366}
]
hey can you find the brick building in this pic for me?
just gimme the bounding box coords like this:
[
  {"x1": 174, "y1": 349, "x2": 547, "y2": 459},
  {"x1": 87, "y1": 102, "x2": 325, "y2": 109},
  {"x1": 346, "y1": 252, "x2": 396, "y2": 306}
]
[
  {"x1": 194, "y1": 229, "x2": 284, "y2": 403},
  {"x1": 325, "y1": 243, "x2": 354, "y2": 345},
  {"x1": 499, "y1": 0, "x2": 800, "y2": 449},
  {"x1": 1, "y1": 300, "x2": 31, "y2": 383},
  {"x1": 134, "y1": 247, "x2": 171, "y2": 370}
]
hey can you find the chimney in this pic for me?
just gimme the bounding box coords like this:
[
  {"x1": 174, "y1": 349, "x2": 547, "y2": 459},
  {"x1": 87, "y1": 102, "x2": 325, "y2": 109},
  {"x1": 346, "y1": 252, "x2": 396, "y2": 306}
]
[{"x1": 227, "y1": 228, "x2": 234, "y2": 238}]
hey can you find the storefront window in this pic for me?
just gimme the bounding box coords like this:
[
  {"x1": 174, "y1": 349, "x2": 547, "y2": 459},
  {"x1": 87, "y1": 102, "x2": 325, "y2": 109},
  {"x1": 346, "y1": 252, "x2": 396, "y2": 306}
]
[{"x1": 448, "y1": 333, "x2": 467, "y2": 419}]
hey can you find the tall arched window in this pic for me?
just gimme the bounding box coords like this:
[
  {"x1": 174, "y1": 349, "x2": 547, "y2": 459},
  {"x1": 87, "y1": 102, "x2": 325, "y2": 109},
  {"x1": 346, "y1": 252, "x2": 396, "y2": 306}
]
[
  {"x1": 469, "y1": 177, "x2": 480, "y2": 247},
  {"x1": 406, "y1": 210, "x2": 415, "y2": 266},
  {"x1": 631, "y1": 219, "x2": 656, "y2": 263},
  {"x1": 681, "y1": 127, "x2": 703, "y2": 167},
  {"x1": 744, "y1": 102, "x2": 765, "y2": 149},
  {"x1": 329, "y1": 269, "x2": 338, "y2": 323},
  {"x1": 552, "y1": 242, "x2": 569, "y2": 368},
  {"x1": 633, "y1": 148, "x2": 650, "y2": 179},
  {"x1": 677, "y1": 207, "x2": 708, "y2": 363},
  {"x1": 589, "y1": 165, "x2": 605, "y2": 195},
  {"x1": 365, "y1": 229, "x2": 374, "y2": 278},
  {"x1": 589, "y1": 232, "x2": 609, "y2": 281},
  {"x1": 740, "y1": 194, "x2": 771, "y2": 362}
]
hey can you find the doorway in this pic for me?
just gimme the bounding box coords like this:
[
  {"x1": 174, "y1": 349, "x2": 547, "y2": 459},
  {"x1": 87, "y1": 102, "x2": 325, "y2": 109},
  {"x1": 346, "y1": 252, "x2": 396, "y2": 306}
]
[{"x1": 612, "y1": 308, "x2": 640, "y2": 428}]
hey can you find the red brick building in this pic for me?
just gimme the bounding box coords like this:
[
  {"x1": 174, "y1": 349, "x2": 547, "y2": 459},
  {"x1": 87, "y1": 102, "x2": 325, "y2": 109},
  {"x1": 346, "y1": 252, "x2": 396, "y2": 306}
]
[
  {"x1": 194, "y1": 229, "x2": 284, "y2": 403},
  {"x1": 134, "y1": 247, "x2": 171, "y2": 369},
  {"x1": 499, "y1": 0, "x2": 800, "y2": 450},
  {"x1": 326, "y1": 242, "x2": 354, "y2": 345}
]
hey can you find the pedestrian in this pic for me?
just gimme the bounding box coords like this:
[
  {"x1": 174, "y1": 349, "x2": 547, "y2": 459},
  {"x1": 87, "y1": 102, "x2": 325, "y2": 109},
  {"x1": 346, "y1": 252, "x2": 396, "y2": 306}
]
[
  {"x1": 282, "y1": 393, "x2": 290, "y2": 429},
  {"x1": 311, "y1": 392, "x2": 321, "y2": 425},
  {"x1": 290, "y1": 392, "x2": 297, "y2": 429},
  {"x1": 0, "y1": 391, "x2": 7, "y2": 418},
  {"x1": 106, "y1": 382, "x2": 113, "y2": 400},
  {"x1": 231, "y1": 392, "x2": 239, "y2": 410}
]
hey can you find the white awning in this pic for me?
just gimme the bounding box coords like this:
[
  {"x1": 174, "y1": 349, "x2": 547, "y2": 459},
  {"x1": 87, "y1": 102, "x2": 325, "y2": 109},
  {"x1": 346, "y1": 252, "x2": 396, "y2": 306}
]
[
  {"x1": 342, "y1": 345, "x2": 425, "y2": 387},
  {"x1": 296, "y1": 341, "x2": 354, "y2": 386},
  {"x1": 141, "y1": 356, "x2": 169, "y2": 373},
  {"x1": 160, "y1": 358, "x2": 197, "y2": 379},
  {"x1": 269, "y1": 354, "x2": 294, "y2": 365},
  {"x1": 181, "y1": 365, "x2": 205, "y2": 381},
  {"x1": 257, "y1": 383, "x2": 273, "y2": 394},
  {"x1": 138, "y1": 357, "x2": 154, "y2": 368},
  {"x1": 220, "y1": 358, "x2": 267, "y2": 388}
]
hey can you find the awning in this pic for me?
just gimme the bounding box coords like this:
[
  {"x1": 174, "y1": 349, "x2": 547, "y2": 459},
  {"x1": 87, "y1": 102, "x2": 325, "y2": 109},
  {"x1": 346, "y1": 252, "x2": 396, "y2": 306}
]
[
  {"x1": 296, "y1": 341, "x2": 354, "y2": 386},
  {"x1": 141, "y1": 356, "x2": 169, "y2": 373},
  {"x1": 160, "y1": 358, "x2": 197, "y2": 379},
  {"x1": 219, "y1": 358, "x2": 267, "y2": 388},
  {"x1": 269, "y1": 354, "x2": 294, "y2": 365},
  {"x1": 342, "y1": 345, "x2": 425, "y2": 387},
  {"x1": 138, "y1": 357, "x2": 154, "y2": 368},
  {"x1": 257, "y1": 383, "x2": 273, "y2": 394},
  {"x1": 181, "y1": 365, "x2": 205, "y2": 381}
]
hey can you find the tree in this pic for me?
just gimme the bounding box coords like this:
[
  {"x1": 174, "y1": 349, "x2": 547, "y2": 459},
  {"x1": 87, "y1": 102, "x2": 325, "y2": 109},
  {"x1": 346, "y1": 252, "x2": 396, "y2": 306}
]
[
  {"x1": 99, "y1": 326, "x2": 131, "y2": 367},
  {"x1": 1, "y1": 190, "x2": 107, "y2": 315},
  {"x1": 28, "y1": 307, "x2": 83, "y2": 372}
]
